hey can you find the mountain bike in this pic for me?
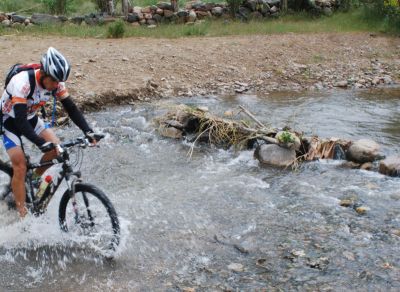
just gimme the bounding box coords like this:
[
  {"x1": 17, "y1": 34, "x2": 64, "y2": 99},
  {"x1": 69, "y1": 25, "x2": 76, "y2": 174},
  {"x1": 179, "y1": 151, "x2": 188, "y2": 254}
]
[{"x1": 0, "y1": 134, "x2": 120, "y2": 256}]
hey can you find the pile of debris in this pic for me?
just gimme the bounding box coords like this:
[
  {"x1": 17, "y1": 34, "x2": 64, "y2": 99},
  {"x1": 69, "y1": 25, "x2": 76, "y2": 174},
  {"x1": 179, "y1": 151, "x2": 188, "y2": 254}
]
[{"x1": 154, "y1": 104, "x2": 400, "y2": 177}]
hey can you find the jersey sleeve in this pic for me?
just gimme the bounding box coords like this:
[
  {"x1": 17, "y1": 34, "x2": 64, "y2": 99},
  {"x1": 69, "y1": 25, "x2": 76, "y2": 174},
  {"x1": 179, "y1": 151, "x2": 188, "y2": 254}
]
[
  {"x1": 54, "y1": 82, "x2": 69, "y2": 99},
  {"x1": 6, "y1": 72, "x2": 31, "y2": 105}
]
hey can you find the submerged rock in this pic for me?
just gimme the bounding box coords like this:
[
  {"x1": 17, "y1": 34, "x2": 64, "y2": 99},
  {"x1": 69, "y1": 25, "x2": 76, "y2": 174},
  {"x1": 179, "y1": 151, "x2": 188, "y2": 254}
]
[
  {"x1": 255, "y1": 144, "x2": 296, "y2": 167},
  {"x1": 158, "y1": 124, "x2": 183, "y2": 139},
  {"x1": 228, "y1": 263, "x2": 244, "y2": 272},
  {"x1": 379, "y1": 156, "x2": 400, "y2": 177},
  {"x1": 347, "y1": 139, "x2": 380, "y2": 163}
]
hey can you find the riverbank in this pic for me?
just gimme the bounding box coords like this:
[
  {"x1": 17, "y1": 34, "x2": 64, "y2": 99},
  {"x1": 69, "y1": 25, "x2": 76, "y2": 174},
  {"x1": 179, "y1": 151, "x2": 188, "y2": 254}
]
[{"x1": 0, "y1": 32, "x2": 399, "y2": 110}]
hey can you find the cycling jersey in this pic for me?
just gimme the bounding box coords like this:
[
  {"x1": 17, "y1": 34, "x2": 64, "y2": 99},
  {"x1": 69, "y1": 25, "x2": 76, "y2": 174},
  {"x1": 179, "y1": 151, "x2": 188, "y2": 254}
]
[{"x1": 0, "y1": 69, "x2": 69, "y2": 121}]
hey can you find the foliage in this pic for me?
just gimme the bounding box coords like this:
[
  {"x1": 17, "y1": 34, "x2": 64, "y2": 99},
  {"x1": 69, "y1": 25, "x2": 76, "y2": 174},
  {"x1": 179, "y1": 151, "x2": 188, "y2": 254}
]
[
  {"x1": 107, "y1": 19, "x2": 125, "y2": 38},
  {"x1": 41, "y1": 0, "x2": 71, "y2": 14},
  {"x1": 277, "y1": 131, "x2": 295, "y2": 144},
  {"x1": 361, "y1": 0, "x2": 400, "y2": 33},
  {"x1": 226, "y1": 0, "x2": 243, "y2": 17}
]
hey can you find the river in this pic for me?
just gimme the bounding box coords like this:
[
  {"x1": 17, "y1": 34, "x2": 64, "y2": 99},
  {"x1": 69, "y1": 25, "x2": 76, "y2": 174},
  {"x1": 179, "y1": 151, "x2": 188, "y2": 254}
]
[{"x1": 0, "y1": 88, "x2": 399, "y2": 291}]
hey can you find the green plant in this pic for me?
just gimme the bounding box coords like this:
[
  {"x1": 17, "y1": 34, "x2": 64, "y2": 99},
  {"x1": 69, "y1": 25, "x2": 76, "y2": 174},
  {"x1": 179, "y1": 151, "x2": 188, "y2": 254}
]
[
  {"x1": 107, "y1": 19, "x2": 125, "y2": 38},
  {"x1": 41, "y1": 0, "x2": 70, "y2": 14},
  {"x1": 226, "y1": 0, "x2": 242, "y2": 17},
  {"x1": 277, "y1": 131, "x2": 295, "y2": 144}
]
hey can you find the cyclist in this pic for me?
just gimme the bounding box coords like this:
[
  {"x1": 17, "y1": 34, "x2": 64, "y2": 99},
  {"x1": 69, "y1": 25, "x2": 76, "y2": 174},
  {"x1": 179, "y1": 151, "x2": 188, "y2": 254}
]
[{"x1": 1, "y1": 47, "x2": 96, "y2": 218}]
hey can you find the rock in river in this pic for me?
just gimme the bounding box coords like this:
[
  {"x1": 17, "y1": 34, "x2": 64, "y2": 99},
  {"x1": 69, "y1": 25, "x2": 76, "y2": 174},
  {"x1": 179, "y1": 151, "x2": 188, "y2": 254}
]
[
  {"x1": 379, "y1": 156, "x2": 400, "y2": 177},
  {"x1": 346, "y1": 139, "x2": 381, "y2": 163},
  {"x1": 255, "y1": 144, "x2": 296, "y2": 167}
]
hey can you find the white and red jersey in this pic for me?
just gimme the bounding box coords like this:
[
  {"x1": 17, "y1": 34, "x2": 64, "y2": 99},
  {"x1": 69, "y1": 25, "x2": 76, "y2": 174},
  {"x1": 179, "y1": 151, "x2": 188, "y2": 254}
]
[{"x1": 1, "y1": 69, "x2": 69, "y2": 120}]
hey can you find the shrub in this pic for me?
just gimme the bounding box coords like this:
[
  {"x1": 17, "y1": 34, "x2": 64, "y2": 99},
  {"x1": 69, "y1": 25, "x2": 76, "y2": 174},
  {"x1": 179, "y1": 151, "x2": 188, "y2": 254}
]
[
  {"x1": 107, "y1": 19, "x2": 125, "y2": 38},
  {"x1": 227, "y1": 0, "x2": 243, "y2": 17}
]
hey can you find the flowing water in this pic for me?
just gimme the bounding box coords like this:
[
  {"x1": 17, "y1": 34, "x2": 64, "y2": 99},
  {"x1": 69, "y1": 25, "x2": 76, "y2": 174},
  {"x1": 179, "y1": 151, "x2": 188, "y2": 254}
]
[{"x1": 0, "y1": 88, "x2": 400, "y2": 291}]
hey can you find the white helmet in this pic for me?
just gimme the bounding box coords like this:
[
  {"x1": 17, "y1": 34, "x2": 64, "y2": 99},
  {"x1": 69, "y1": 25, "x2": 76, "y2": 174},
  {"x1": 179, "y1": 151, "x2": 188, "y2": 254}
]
[{"x1": 41, "y1": 47, "x2": 71, "y2": 82}]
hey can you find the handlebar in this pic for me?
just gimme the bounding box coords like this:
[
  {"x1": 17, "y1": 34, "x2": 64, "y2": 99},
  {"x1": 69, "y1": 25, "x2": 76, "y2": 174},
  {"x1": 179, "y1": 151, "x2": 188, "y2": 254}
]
[{"x1": 60, "y1": 134, "x2": 105, "y2": 149}]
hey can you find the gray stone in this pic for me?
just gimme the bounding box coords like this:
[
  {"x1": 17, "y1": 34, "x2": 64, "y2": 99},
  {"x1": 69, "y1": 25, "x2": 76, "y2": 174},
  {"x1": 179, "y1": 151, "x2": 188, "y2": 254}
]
[
  {"x1": 244, "y1": 0, "x2": 258, "y2": 11},
  {"x1": 227, "y1": 263, "x2": 244, "y2": 272},
  {"x1": 159, "y1": 125, "x2": 182, "y2": 139},
  {"x1": 177, "y1": 10, "x2": 189, "y2": 18},
  {"x1": 254, "y1": 144, "x2": 296, "y2": 167},
  {"x1": 127, "y1": 12, "x2": 140, "y2": 23},
  {"x1": 71, "y1": 16, "x2": 84, "y2": 25},
  {"x1": 275, "y1": 131, "x2": 301, "y2": 151},
  {"x1": 334, "y1": 80, "x2": 348, "y2": 88},
  {"x1": 211, "y1": 6, "x2": 223, "y2": 16},
  {"x1": 270, "y1": 5, "x2": 278, "y2": 13},
  {"x1": 31, "y1": 13, "x2": 61, "y2": 25},
  {"x1": 347, "y1": 139, "x2": 381, "y2": 163},
  {"x1": 188, "y1": 10, "x2": 197, "y2": 22},
  {"x1": 157, "y1": 2, "x2": 173, "y2": 10},
  {"x1": 1, "y1": 20, "x2": 11, "y2": 27},
  {"x1": 152, "y1": 13, "x2": 163, "y2": 23},
  {"x1": 265, "y1": 0, "x2": 280, "y2": 5},
  {"x1": 11, "y1": 15, "x2": 26, "y2": 23},
  {"x1": 164, "y1": 10, "x2": 174, "y2": 18},
  {"x1": 379, "y1": 156, "x2": 400, "y2": 177}
]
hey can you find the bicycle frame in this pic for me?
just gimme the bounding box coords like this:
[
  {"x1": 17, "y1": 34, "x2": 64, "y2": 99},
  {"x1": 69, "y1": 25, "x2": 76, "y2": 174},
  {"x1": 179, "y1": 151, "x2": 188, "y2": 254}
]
[{"x1": 24, "y1": 146, "x2": 81, "y2": 215}]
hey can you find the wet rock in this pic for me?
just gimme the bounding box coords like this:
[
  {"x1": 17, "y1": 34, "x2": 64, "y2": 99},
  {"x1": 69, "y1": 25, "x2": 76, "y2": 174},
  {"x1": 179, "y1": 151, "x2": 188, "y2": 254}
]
[
  {"x1": 379, "y1": 156, "x2": 400, "y2": 177},
  {"x1": 291, "y1": 250, "x2": 306, "y2": 257},
  {"x1": 31, "y1": 13, "x2": 61, "y2": 25},
  {"x1": 355, "y1": 206, "x2": 369, "y2": 215},
  {"x1": 255, "y1": 144, "x2": 296, "y2": 167},
  {"x1": 340, "y1": 161, "x2": 361, "y2": 169},
  {"x1": 182, "y1": 287, "x2": 195, "y2": 292},
  {"x1": 197, "y1": 106, "x2": 209, "y2": 112},
  {"x1": 307, "y1": 257, "x2": 329, "y2": 270},
  {"x1": 256, "y1": 258, "x2": 272, "y2": 270},
  {"x1": 228, "y1": 263, "x2": 244, "y2": 272},
  {"x1": 343, "y1": 251, "x2": 355, "y2": 261},
  {"x1": 360, "y1": 162, "x2": 373, "y2": 170},
  {"x1": 158, "y1": 124, "x2": 183, "y2": 139},
  {"x1": 164, "y1": 120, "x2": 184, "y2": 130},
  {"x1": 340, "y1": 199, "x2": 354, "y2": 207},
  {"x1": 347, "y1": 139, "x2": 380, "y2": 163}
]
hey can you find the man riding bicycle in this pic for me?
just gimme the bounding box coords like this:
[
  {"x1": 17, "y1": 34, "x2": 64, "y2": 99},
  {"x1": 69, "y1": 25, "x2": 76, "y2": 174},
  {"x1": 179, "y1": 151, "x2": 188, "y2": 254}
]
[{"x1": 1, "y1": 47, "x2": 96, "y2": 218}]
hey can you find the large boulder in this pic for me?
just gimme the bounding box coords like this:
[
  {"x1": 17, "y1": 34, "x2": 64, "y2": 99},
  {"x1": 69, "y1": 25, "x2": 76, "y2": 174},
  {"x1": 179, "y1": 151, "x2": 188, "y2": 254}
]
[
  {"x1": 265, "y1": 0, "x2": 280, "y2": 5},
  {"x1": 31, "y1": 13, "x2": 61, "y2": 25},
  {"x1": 1, "y1": 19, "x2": 11, "y2": 27},
  {"x1": 254, "y1": 144, "x2": 296, "y2": 167},
  {"x1": 11, "y1": 15, "x2": 26, "y2": 23},
  {"x1": 379, "y1": 156, "x2": 400, "y2": 177},
  {"x1": 127, "y1": 13, "x2": 140, "y2": 23},
  {"x1": 158, "y1": 125, "x2": 183, "y2": 139},
  {"x1": 347, "y1": 139, "x2": 381, "y2": 163}
]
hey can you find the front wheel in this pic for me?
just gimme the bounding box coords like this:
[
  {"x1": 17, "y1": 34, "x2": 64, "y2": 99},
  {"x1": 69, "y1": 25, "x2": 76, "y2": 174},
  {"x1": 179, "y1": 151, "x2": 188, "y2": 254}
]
[{"x1": 58, "y1": 183, "x2": 120, "y2": 255}]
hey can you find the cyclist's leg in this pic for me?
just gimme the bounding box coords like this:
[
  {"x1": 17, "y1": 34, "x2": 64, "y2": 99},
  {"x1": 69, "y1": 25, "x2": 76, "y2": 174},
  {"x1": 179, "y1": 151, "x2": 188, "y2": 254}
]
[
  {"x1": 33, "y1": 117, "x2": 60, "y2": 176},
  {"x1": 3, "y1": 129, "x2": 27, "y2": 217}
]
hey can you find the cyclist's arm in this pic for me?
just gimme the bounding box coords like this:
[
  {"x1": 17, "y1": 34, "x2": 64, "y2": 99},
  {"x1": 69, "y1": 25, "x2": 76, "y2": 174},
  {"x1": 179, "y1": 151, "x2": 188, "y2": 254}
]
[
  {"x1": 55, "y1": 83, "x2": 92, "y2": 135},
  {"x1": 13, "y1": 102, "x2": 46, "y2": 147},
  {"x1": 60, "y1": 96, "x2": 92, "y2": 134}
]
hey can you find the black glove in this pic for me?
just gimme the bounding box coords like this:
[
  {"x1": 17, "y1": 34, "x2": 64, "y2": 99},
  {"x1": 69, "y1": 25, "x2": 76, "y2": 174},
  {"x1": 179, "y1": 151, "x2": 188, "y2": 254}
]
[
  {"x1": 85, "y1": 131, "x2": 96, "y2": 143},
  {"x1": 39, "y1": 142, "x2": 55, "y2": 153}
]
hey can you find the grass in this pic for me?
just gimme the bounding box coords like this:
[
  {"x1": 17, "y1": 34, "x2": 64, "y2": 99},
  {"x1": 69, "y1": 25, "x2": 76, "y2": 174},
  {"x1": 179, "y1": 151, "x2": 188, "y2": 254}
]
[{"x1": 0, "y1": 10, "x2": 388, "y2": 39}]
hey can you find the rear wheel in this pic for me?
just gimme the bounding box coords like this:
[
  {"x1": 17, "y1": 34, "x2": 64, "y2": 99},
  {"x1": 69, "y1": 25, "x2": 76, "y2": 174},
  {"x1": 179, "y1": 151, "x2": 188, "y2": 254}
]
[{"x1": 58, "y1": 183, "x2": 120, "y2": 256}]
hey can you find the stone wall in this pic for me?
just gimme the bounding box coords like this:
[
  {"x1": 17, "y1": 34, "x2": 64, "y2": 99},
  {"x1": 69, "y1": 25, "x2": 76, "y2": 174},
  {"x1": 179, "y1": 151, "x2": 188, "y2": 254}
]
[{"x1": 0, "y1": 0, "x2": 339, "y2": 28}]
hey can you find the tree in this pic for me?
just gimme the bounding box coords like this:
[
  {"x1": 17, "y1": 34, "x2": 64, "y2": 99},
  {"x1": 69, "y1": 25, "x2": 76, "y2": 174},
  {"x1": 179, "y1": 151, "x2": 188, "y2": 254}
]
[{"x1": 94, "y1": 0, "x2": 115, "y2": 14}]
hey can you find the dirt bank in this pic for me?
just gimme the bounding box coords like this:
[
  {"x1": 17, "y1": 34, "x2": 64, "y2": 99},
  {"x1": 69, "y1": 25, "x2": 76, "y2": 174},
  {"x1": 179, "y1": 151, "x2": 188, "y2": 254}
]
[{"x1": 0, "y1": 32, "x2": 399, "y2": 110}]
